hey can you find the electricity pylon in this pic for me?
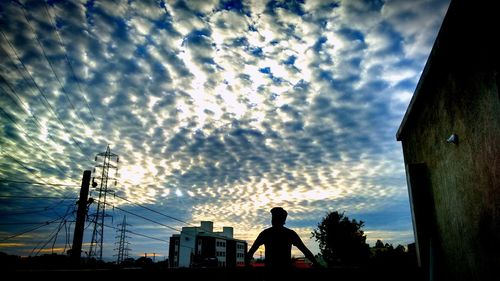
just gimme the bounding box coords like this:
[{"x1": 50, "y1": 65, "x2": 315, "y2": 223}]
[
  {"x1": 88, "y1": 145, "x2": 119, "y2": 260},
  {"x1": 114, "y1": 215, "x2": 131, "y2": 264}
]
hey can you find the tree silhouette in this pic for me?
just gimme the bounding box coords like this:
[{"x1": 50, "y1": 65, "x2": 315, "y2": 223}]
[
  {"x1": 371, "y1": 240, "x2": 413, "y2": 268},
  {"x1": 312, "y1": 211, "x2": 370, "y2": 267}
]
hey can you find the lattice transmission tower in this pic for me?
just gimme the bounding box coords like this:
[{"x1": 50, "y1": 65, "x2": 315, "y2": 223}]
[
  {"x1": 114, "y1": 215, "x2": 131, "y2": 264},
  {"x1": 88, "y1": 145, "x2": 119, "y2": 260}
]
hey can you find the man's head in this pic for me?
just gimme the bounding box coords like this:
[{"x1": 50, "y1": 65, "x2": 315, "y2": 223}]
[{"x1": 270, "y1": 207, "x2": 288, "y2": 226}]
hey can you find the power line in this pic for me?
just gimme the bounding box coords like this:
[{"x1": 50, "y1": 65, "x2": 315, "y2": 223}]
[
  {"x1": 103, "y1": 202, "x2": 181, "y2": 232},
  {"x1": 0, "y1": 178, "x2": 79, "y2": 188},
  {"x1": 104, "y1": 223, "x2": 170, "y2": 243},
  {"x1": 0, "y1": 151, "x2": 49, "y2": 184},
  {"x1": 113, "y1": 193, "x2": 191, "y2": 226},
  {"x1": 0, "y1": 195, "x2": 78, "y2": 200},
  {"x1": 2, "y1": 178, "x2": 230, "y2": 240},
  {"x1": 42, "y1": 0, "x2": 98, "y2": 125},
  {"x1": 0, "y1": 72, "x2": 84, "y2": 175},
  {"x1": 0, "y1": 197, "x2": 75, "y2": 217},
  {"x1": 0, "y1": 217, "x2": 63, "y2": 242},
  {"x1": 0, "y1": 29, "x2": 86, "y2": 155},
  {"x1": 48, "y1": 204, "x2": 75, "y2": 255},
  {"x1": 31, "y1": 203, "x2": 75, "y2": 256},
  {"x1": 2, "y1": 179, "x2": 231, "y2": 241},
  {"x1": 0, "y1": 221, "x2": 73, "y2": 225},
  {"x1": 0, "y1": 73, "x2": 52, "y2": 140},
  {"x1": 104, "y1": 201, "x2": 233, "y2": 246},
  {"x1": 111, "y1": 193, "x2": 231, "y2": 239},
  {"x1": 16, "y1": 1, "x2": 89, "y2": 133},
  {"x1": 1, "y1": 179, "x2": 193, "y2": 232},
  {"x1": 0, "y1": 106, "x2": 71, "y2": 176},
  {"x1": 96, "y1": 188, "x2": 236, "y2": 241},
  {"x1": 0, "y1": 199, "x2": 73, "y2": 216},
  {"x1": 0, "y1": 220, "x2": 76, "y2": 225}
]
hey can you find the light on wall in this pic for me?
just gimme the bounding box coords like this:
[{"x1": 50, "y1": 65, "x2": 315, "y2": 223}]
[{"x1": 446, "y1": 133, "x2": 458, "y2": 144}]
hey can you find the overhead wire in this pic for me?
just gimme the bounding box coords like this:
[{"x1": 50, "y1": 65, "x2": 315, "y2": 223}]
[
  {"x1": 0, "y1": 179, "x2": 79, "y2": 188},
  {"x1": 0, "y1": 195, "x2": 78, "y2": 200},
  {"x1": 0, "y1": 216, "x2": 64, "y2": 242},
  {"x1": 110, "y1": 196, "x2": 233, "y2": 242},
  {"x1": 102, "y1": 201, "x2": 181, "y2": 232},
  {"x1": 112, "y1": 193, "x2": 191, "y2": 226},
  {"x1": 0, "y1": 106, "x2": 71, "y2": 176},
  {"x1": 111, "y1": 192, "x2": 233, "y2": 240},
  {"x1": 0, "y1": 73, "x2": 58, "y2": 145},
  {"x1": 0, "y1": 199, "x2": 72, "y2": 216},
  {"x1": 105, "y1": 198, "x2": 234, "y2": 243},
  {"x1": 0, "y1": 29, "x2": 86, "y2": 155},
  {"x1": 16, "y1": 1, "x2": 89, "y2": 134},
  {"x1": 32, "y1": 202, "x2": 75, "y2": 256},
  {"x1": 2, "y1": 179, "x2": 233, "y2": 241},
  {"x1": 0, "y1": 72, "x2": 85, "y2": 177},
  {"x1": 51, "y1": 204, "x2": 75, "y2": 254},
  {"x1": 41, "y1": 0, "x2": 98, "y2": 125},
  {"x1": 0, "y1": 151, "x2": 49, "y2": 184},
  {"x1": 104, "y1": 223, "x2": 169, "y2": 243}
]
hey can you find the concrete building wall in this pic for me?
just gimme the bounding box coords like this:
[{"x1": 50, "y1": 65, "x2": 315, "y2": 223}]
[
  {"x1": 179, "y1": 228, "x2": 197, "y2": 267},
  {"x1": 168, "y1": 236, "x2": 180, "y2": 268},
  {"x1": 401, "y1": 69, "x2": 500, "y2": 281},
  {"x1": 397, "y1": 1, "x2": 500, "y2": 280},
  {"x1": 215, "y1": 238, "x2": 227, "y2": 267},
  {"x1": 201, "y1": 221, "x2": 213, "y2": 232},
  {"x1": 235, "y1": 241, "x2": 246, "y2": 266},
  {"x1": 222, "y1": 227, "x2": 233, "y2": 238}
]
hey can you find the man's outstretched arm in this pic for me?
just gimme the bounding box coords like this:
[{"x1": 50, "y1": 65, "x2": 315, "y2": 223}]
[
  {"x1": 246, "y1": 233, "x2": 264, "y2": 265},
  {"x1": 293, "y1": 234, "x2": 320, "y2": 267}
]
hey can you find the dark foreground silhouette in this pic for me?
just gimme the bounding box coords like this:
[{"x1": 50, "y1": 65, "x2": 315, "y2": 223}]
[{"x1": 246, "y1": 207, "x2": 319, "y2": 269}]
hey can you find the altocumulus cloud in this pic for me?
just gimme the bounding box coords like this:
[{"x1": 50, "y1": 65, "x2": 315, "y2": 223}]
[{"x1": 0, "y1": 0, "x2": 449, "y2": 258}]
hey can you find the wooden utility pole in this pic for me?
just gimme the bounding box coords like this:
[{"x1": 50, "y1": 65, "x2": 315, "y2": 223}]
[{"x1": 71, "y1": 170, "x2": 91, "y2": 261}]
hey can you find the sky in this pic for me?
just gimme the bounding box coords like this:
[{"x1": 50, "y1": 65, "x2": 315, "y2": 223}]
[{"x1": 0, "y1": 0, "x2": 450, "y2": 261}]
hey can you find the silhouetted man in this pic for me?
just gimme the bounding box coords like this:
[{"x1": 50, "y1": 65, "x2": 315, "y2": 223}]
[{"x1": 246, "y1": 207, "x2": 319, "y2": 269}]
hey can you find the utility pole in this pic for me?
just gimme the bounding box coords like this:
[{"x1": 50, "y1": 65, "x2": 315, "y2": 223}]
[
  {"x1": 88, "y1": 145, "x2": 119, "y2": 260},
  {"x1": 114, "y1": 215, "x2": 131, "y2": 264},
  {"x1": 71, "y1": 170, "x2": 91, "y2": 261}
]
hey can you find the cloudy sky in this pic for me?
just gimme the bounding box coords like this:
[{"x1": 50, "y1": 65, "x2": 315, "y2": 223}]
[{"x1": 0, "y1": 0, "x2": 449, "y2": 260}]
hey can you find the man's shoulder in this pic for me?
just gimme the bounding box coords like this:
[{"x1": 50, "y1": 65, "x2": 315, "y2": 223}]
[
  {"x1": 283, "y1": 227, "x2": 299, "y2": 235},
  {"x1": 264, "y1": 226, "x2": 298, "y2": 236},
  {"x1": 261, "y1": 227, "x2": 274, "y2": 234}
]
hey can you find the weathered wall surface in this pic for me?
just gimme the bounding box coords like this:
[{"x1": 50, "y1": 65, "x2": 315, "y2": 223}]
[
  {"x1": 397, "y1": 1, "x2": 500, "y2": 280},
  {"x1": 401, "y1": 71, "x2": 500, "y2": 280}
]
